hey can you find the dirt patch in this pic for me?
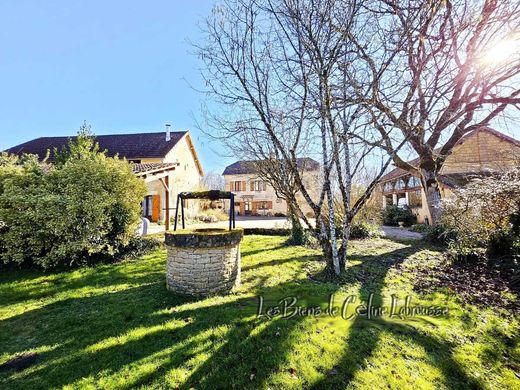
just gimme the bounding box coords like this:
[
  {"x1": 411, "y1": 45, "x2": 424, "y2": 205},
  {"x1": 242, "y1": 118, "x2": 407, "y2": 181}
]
[
  {"x1": 414, "y1": 260, "x2": 519, "y2": 314},
  {"x1": 0, "y1": 352, "x2": 38, "y2": 372}
]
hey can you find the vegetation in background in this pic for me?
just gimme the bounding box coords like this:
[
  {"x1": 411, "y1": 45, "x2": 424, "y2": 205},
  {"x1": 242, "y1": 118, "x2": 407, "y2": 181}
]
[
  {"x1": 0, "y1": 236, "x2": 518, "y2": 389},
  {"x1": 349, "y1": 221, "x2": 382, "y2": 240},
  {"x1": 410, "y1": 224, "x2": 431, "y2": 233},
  {"x1": 442, "y1": 167, "x2": 520, "y2": 260},
  {"x1": 382, "y1": 205, "x2": 417, "y2": 227},
  {"x1": 0, "y1": 124, "x2": 147, "y2": 269}
]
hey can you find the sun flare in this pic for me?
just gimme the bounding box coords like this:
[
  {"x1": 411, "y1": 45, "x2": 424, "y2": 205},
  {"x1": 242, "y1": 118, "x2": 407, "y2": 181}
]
[{"x1": 480, "y1": 37, "x2": 520, "y2": 65}]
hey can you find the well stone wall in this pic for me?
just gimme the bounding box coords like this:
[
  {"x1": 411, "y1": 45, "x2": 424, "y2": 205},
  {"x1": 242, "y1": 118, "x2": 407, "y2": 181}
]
[{"x1": 165, "y1": 229, "x2": 243, "y2": 296}]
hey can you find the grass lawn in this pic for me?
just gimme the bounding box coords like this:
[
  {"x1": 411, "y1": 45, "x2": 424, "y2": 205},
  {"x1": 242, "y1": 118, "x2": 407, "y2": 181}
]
[{"x1": 0, "y1": 236, "x2": 518, "y2": 389}]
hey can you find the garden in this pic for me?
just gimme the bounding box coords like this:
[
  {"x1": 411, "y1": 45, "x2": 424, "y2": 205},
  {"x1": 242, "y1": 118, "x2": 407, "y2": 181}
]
[{"x1": 1, "y1": 235, "x2": 519, "y2": 389}]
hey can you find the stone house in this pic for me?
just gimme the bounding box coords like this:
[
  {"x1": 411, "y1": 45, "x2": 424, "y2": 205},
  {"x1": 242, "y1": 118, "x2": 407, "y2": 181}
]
[
  {"x1": 222, "y1": 158, "x2": 320, "y2": 216},
  {"x1": 5, "y1": 127, "x2": 204, "y2": 228},
  {"x1": 379, "y1": 127, "x2": 520, "y2": 224}
]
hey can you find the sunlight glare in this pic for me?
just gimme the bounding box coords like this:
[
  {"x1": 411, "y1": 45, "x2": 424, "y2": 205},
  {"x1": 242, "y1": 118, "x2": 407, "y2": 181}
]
[{"x1": 480, "y1": 37, "x2": 520, "y2": 66}]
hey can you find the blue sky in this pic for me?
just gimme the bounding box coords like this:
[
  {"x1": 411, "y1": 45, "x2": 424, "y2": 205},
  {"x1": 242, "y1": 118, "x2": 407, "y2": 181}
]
[
  {"x1": 0, "y1": 0, "x2": 233, "y2": 172},
  {"x1": 1, "y1": 1, "x2": 519, "y2": 174}
]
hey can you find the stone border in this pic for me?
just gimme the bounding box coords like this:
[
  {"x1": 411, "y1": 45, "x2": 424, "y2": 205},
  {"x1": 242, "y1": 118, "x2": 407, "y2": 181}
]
[{"x1": 165, "y1": 228, "x2": 244, "y2": 248}]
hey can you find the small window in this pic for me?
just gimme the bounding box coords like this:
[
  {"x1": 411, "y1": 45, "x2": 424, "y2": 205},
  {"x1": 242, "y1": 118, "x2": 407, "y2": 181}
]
[
  {"x1": 395, "y1": 179, "x2": 406, "y2": 190},
  {"x1": 409, "y1": 176, "x2": 421, "y2": 188},
  {"x1": 384, "y1": 182, "x2": 393, "y2": 192},
  {"x1": 233, "y1": 181, "x2": 241, "y2": 191}
]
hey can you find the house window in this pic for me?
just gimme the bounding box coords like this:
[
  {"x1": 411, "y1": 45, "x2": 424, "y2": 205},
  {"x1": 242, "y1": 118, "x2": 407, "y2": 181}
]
[
  {"x1": 384, "y1": 182, "x2": 393, "y2": 192},
  {"x1": 409, "y1": 176, "x2": 421, "y2": 188},
  {"x1": 245, "y1": 201, "x2": 252, "y2": 212},
  {"x1": 395, "y1": 178, "x2": 406, "y2": 190},
  {"x1": 233, "y1": 181, "x2": 241, "y2": 191},
  {"x1": 254, "y1": 180, "x2": 263, "y2": 191}
]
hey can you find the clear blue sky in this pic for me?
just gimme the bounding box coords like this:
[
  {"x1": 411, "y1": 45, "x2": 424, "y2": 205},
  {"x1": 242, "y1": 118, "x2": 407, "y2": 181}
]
[
  {"x1": 1, "y1": 1, "x2": 519, "y2": 173},
  {"x1": 0, "y1": 0, "x2": 233, "y2": 172}
]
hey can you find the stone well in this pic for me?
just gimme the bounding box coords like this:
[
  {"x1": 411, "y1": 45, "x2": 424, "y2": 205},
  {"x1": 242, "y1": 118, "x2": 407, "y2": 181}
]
[{"x1": 165, "y1": 228, "x2": 244, "y2": 296}]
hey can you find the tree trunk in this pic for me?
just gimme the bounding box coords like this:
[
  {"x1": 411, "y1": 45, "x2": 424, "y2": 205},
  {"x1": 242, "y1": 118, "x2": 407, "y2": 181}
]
[
  {"x1": 421, "y1": 169, "x2": 443, "y2": 225},
  {"x1": 288, "y1": 203, "x2": 305, "y2": 245}
]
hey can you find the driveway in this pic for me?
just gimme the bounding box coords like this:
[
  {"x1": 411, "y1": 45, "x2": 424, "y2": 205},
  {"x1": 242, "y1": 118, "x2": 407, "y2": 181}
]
[
  {"x1": 148, "y1": 217, "x2": 423, "y2": 241},
  {"x1": 147, "y1": 216, "x2": 294, "y2": 234},
  {"x1": 381, "y1": 225, "x2": 423, "y2": 240}
]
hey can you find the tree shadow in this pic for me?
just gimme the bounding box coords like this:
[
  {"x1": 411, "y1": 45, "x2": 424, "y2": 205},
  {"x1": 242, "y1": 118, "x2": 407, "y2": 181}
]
[
  {"x1": 0, "y1": 240, "x2": 482, "y2": 389},
  {"x1": 0, "y1": 278, "x2": 332, "y2": 389},
  {"x1": 309, "y1": 244, "x2": 483, "y2": 389}
]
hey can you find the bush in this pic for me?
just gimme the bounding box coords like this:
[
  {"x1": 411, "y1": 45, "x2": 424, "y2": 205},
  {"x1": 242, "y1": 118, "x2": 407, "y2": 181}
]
[
  {"x1": 349, "y1": 222, "x2": 382, "y2": 239},
  {"x1": 121, "y1": 236, "x2": 162, "y2": 259},
  {"x1": 382, "y1": 205, "x2": 417, "y2": 226},
  {"x1": 410, "y1": 223, "x2": 430, "y2": 233},
  {"x1": 0, "y1": 128, "x2": 147, "y2": 269},
  {"x1": 195, "y1": 208, "x2": 228, "y2": 223},
  {"x1": 441, "y1": 166, "x2": 520, "y2": 261},
  {"x1": 422, "y1": 224, "x2": 456, "y2": 245}
]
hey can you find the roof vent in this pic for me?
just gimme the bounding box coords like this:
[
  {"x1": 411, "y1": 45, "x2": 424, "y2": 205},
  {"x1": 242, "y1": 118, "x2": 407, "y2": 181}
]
[{"x1": 165, "y1": 124, "x2": 171, "y2": 141}]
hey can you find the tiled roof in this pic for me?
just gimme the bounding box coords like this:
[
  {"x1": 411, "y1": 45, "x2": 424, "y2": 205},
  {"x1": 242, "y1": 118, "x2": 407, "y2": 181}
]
[
  {"x1": 223, "y1": 157, "x2": 320, "y2": 175},
  {"x1": 379, "y1": 127, "x2": 520, "y2": 183},
  {"x1": 4, "y1": 131, "x2": 187, "y2": 160},
  {"x1": 132, "y1": 162, "x2": 178, "y2": 175}
]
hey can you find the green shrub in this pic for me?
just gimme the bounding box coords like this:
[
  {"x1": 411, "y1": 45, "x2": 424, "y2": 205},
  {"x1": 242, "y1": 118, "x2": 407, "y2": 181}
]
[
  {"x1": 423, "y1": 224, "x2": 457, "y2": 246},
  {"x1": 382, "y1": 205, "x2": 417, "y2": 226},
  {"x1": 0, "y1": 128, "x2": 147, "y2": 269},
  {"x1": 349, "y1": 222, "x2": 382, "y2": 239},
  {"x1": 441, "y1": 166, "x2": 520, "y2": 261},
  {"x1": 410, "y1": 223, "x2": 430, "y2": 233}
]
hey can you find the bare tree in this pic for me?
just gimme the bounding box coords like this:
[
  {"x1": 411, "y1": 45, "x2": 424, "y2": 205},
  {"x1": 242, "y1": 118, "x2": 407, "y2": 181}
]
[
  {"x1": 201, "y1": 170, "x2": 226, "y2": 190},
  {"x1": 196, "y1": 0, "x2": 399, "y2": 274},
  {"x1": 343, "y1": 0, "x2": 520, "y2": 224}
]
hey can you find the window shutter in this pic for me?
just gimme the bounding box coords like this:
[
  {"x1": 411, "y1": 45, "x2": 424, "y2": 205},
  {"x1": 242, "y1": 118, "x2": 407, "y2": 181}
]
[
  {"x1": 242, "y1": 181, "x2": 246, "y2": 192},
  {"x1": 250, "y1": 181, "x2": 254, "y2": 191}
]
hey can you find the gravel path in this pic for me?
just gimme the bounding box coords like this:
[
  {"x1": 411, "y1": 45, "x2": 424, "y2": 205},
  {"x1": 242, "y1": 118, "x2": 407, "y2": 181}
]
[{"x1": 381, "y1": 225, "x2": 423, "y2": 240}]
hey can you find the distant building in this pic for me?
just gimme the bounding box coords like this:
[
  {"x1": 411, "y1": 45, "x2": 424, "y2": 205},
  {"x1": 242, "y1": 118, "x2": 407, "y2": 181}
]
[
  {"x1": 379, "y1": 127, "x2": 520, "y2": 224},
  {"x1": 5, "y1": 128, "x2": 204, "y2": 225},
  {"x1": 222, "y1": 158, "x2": 320, "y2": 216}
]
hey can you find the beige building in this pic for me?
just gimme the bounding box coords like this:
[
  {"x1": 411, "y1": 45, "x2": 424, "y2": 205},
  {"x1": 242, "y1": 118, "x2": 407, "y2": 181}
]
[
  {"x1": 5, "y1": 127, "x2": 204, "y2": 227},
  {"x1": 379, "y1": 127, "x2": 520, "y2": 224},
  {"x1": 222, "y1": 158, "x2": 320, "y2": 216}
]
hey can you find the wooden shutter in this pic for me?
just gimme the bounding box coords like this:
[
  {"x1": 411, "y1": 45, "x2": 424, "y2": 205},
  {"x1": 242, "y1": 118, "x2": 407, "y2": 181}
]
[
  {"x1": 250, "y1": 181, "x2": 254, "y2": 191},
  {"x1": 263, "y1": 182, "x2": 267, "y2": 191},
  {"x1": 242, "y1": 181, "x2": 246, "y2": 192},
  {"x1": 151, "y1": 195, "x2": 161, "y2": 222},
  {"x1": 229, "y1": 181, "x2": 234, "y2": 191}
]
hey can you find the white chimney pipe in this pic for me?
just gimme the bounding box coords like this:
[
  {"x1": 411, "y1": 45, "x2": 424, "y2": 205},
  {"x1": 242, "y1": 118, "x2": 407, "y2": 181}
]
[{"x1": 165, "y1": 124, "x2": 171, "y2": 141}]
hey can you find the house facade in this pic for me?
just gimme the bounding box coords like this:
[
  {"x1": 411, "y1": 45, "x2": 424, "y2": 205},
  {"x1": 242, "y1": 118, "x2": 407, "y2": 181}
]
[
  {"x1": 379, "y1": 127, "x2": 520, "y2": 224},
  {"x1": 5, "y1": 128, "x2": 204, "y2": 227},
  {"x1": 222, "y1": 158, "x2": 320, "y2": 216}
]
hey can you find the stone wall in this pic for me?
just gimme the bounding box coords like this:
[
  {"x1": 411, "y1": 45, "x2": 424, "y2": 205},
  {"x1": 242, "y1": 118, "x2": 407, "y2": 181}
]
[{"x1": 165, "y1": 229, "x2": 243, "y2": 296}]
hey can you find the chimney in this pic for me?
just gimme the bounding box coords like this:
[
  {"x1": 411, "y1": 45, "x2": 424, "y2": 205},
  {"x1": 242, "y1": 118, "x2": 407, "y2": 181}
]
[{"x1": 165, "y1": 124, "x2": 171, "y2": 141}]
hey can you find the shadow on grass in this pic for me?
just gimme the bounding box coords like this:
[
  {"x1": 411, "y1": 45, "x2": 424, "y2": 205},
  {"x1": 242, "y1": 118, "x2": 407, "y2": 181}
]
[
  {"x1": 309, "y1": 243, "x2": 482, "y2": 390},
  {"x1": 0, "y1": 241, "x2": 481, "y2": 389}
]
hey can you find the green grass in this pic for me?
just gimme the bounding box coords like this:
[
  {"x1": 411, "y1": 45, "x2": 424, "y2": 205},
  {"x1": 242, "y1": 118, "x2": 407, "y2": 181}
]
[{"x1": 0, "y1": 236, "x2": 518, "y2": 389}]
